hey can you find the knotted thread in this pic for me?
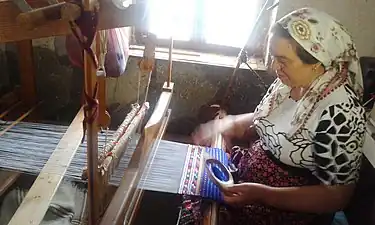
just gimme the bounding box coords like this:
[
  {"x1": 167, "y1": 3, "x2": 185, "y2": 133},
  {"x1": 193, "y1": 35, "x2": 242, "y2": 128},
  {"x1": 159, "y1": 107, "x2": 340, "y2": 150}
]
[
  {"x1": 68, "y1": 2, "x2": 99, "y2": 69},
  {"x1": 81, "y1": 82, "x2": 99, "y2": 143},
  {"x1": 66, "y1": 2, "x2": 100, "y2": 143}
]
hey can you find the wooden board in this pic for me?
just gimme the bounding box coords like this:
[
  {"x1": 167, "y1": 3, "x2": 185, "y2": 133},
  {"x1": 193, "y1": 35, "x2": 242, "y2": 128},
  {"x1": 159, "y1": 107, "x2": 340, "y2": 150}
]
[
  {"x1": 7, "y1": 108, "x2": 84, "y2": 225},
  {"x1": 0, "y1": 0, "x2": 147, "y2": 43}
]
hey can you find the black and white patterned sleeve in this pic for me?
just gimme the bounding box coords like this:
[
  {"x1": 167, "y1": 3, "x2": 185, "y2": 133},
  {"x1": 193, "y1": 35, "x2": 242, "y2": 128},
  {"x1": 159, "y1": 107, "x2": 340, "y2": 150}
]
[{"x1": 312, "y1": 100, "x2": 366, "y2": 185}]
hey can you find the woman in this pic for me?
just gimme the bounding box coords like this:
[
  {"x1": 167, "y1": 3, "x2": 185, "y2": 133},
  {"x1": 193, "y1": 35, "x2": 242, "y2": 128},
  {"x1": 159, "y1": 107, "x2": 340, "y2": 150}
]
[{"x1": 180, "y1": 7, "x2": 366, "y2": 225}]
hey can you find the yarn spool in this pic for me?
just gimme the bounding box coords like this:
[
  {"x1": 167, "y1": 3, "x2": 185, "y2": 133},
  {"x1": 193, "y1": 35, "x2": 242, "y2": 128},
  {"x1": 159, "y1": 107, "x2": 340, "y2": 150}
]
[{"x1": 205, "y1": 158, "x2": 234, "y2": 191}]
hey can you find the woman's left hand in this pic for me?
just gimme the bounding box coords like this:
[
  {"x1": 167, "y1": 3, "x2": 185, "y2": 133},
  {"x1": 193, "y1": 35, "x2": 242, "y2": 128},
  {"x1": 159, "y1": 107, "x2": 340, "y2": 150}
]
[{"x1": 222, "y1": 183, "x2": 267, "y2": 207}]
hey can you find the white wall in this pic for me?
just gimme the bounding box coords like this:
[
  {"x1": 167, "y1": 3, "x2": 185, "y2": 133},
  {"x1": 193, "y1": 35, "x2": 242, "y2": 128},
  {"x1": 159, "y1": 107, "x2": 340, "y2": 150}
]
[{"x1": 276, "y1": 0, "x2": 375, "y2": 57}]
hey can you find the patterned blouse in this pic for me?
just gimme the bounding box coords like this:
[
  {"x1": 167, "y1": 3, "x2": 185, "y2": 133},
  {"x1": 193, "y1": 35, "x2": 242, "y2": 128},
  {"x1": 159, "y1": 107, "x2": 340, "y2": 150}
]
[{"x1": 254, "y1": 82, "x2": 366, "y2": 185}]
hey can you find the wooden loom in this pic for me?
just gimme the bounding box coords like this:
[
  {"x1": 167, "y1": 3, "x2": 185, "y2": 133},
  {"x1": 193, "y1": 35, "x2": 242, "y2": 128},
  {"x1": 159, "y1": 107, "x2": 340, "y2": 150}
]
[
  {"x1": 0, "y1": 0, "x2": 275, "y2": 224},
  {"x1": 0, "y1": 0, "x2": 177, "y2": 224}
]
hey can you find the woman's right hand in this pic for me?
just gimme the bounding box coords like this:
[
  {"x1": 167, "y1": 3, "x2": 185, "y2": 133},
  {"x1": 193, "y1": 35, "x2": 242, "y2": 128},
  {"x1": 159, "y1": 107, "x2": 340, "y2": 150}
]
[{"x1": 192, "y1": 119, "x2": 223, "y2": 146}]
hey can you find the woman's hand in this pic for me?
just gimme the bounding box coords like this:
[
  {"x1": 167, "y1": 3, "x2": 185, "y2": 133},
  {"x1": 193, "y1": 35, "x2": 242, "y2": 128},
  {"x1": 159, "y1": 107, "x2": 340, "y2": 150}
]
[
  {"x1": 222, "y1": 183, "x2": 267, "y2": 207},
  {"x1": 192, "y1": 113, "x2": 255, "y2": 146},
  {"x1": 192, "y1": 119, "x2": 228, "y2": 146},
  {"x1": 223, "y1": 183, "x2": 355, "y2": 213}
]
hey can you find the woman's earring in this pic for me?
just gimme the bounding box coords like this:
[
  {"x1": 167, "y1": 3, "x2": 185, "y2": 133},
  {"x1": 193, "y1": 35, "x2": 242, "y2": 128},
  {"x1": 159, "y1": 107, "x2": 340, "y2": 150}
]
[{"x1": 312, "y1": 63, "x2": 322, "y2": 74}]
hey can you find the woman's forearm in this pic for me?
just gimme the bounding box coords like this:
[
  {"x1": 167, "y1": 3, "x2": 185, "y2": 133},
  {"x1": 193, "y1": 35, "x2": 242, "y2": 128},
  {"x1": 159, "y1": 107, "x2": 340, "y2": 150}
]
[
  {"x1": 259, "y1": 184, "x2": 355, "y2": 213},
  {"x1": 221, "y1": 113, "x2": 254, "y2": 139}
]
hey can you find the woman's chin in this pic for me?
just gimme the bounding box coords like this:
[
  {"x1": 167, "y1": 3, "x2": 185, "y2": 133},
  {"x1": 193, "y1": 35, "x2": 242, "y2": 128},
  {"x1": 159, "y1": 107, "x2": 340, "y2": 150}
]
[{"x1": 278, "y1": 76, "x2": 291, "y2": 86}]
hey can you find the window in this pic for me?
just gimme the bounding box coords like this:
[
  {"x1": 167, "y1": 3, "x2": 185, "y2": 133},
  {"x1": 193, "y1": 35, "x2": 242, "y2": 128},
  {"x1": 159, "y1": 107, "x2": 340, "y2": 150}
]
[{"x1": 147, "y1": 0, "x2": 263, "y2": 55}]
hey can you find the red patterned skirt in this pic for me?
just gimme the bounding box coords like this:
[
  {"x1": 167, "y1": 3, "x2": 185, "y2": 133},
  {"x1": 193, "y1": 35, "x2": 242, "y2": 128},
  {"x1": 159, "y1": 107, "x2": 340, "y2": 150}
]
[{"x1": 178, "y1": 141, "x2": 330, "y2": 225}]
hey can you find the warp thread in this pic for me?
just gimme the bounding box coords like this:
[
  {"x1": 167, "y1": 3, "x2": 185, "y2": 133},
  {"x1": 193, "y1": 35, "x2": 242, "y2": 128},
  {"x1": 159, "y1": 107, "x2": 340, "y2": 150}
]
[
  {"x1": 66, "y1": 1, "x2": 100, "y2": 144},
  {"x1": 0, "y1": 121, "x2": 229, "y2": 199}
]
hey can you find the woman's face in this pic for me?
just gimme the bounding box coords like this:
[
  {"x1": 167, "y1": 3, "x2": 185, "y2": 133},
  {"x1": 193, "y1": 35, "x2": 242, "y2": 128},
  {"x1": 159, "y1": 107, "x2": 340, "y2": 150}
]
[{"x1": 268, "y1": 34, "x2": 319, "y2": 88}]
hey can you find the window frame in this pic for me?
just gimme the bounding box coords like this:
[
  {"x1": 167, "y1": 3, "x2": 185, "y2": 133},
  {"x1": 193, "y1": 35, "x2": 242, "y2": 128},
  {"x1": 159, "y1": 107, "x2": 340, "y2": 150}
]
[
  {"x1": 132, "y1": 0, "x2": 276, "y2": 58},
  {"x1": 154, "y1": 39, "x2": 242, "y2": 56}
]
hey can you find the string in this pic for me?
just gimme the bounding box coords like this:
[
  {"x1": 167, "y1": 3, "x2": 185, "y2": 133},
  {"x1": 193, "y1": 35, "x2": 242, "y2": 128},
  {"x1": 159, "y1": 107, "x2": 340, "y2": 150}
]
[
  {"x1": 221, "y1": 0, "x2": 271, "y2": 108},
  {"x1": 99, "y1": 30, "x2": 107, "y2": 74},
  {"x1": 363, "y1": 93, "x2": 375, "y2": 108},
  {"x1": 143, "y1": 71, "x2": 152, "y2": 104},
  {"x1": 137, "y1": 70, "x2": 141, "y2": 104},
  {"x1": 113, "y1": 79, "x2": 119, "y2": 104},
  {"x1": 244, "y1": 61, "x2": 267, "y2": 91},
  {"x1": 103, "y1": 127, "x2": 109, "y2": 155},
  {"x1": 81, "y1": 82, "x2": 99, "y2": 143}
]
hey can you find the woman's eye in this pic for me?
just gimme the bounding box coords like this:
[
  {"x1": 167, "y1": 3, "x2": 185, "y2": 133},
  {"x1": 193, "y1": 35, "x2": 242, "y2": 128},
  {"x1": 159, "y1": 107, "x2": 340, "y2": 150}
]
[
  {"x1": 279, "y1": 58, "x2": 287, "y2": 64},
  {"x1": 280, "y1": 59, "x2": 289, "y2": 67}
]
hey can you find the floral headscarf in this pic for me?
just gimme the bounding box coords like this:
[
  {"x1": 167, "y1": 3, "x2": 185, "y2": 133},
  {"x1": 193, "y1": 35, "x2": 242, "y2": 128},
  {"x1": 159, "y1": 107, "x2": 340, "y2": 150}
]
[{"x1": 254, "y1": 7, "x2": 364, "y2": 134}]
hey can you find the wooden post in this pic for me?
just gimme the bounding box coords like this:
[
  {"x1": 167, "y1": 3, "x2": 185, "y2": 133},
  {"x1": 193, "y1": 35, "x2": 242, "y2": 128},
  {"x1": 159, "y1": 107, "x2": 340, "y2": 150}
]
[
  {"x1": 80, "y1": 0, "x2": 100, "y2": 215},
  {"x1": 16, "y1": 40, "x2": 37, "y2": 106},
  {"x1": 167, "y1": 37, "x2": 173, "y2": 88},
  {"x1": 82, "y1": 1, "x2": 101, "y2": 224},
  {"x1": 84, "y1": 44, "x2": 100, "y2": 224},
  {"x1": 96, "y1": 31, "x2": 110, "y2": 129}
]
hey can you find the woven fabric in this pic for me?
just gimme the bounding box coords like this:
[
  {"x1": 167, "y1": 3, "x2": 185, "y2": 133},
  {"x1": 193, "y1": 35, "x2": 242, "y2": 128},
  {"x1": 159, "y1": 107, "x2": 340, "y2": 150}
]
[{"x1": 178, "y1": 145, "x2": 229, "y2": 202}]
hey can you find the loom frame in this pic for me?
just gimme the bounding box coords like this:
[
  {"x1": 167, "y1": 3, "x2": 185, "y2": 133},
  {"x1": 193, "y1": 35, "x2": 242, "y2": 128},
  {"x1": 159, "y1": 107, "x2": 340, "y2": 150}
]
[
  {"x1": 0, "y1": 0, "x2": 148, "y2": 43},
  {"x1": 0, "y1": 0, "x2": 226, "y2": 224},
  {"x1": 99, "y1": 87, "x2": 173, "y2": 225},
  {"x1": 0, "y1": 0, "x2": 177, "y2": 224}
]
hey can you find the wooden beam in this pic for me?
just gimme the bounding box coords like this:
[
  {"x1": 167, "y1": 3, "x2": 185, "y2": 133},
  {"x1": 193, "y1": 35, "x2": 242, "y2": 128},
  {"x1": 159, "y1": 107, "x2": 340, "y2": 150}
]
[
  {"x1": 0, "y1": 91, "x2": 20, "y2": 115},
  {"x1": 0, "y1": 104, "x2": 39, "y2": 136},
  {"x1": 100, "y1": 88, "x2": 173, "y2": 225},
  {"x1": 0, "y1": 101, "x2": 21, "y2": 119},
  {"x1": 16, "y1": 2, "x2": 81, "y2": 30},
  {"x1": 16, "y1": 40, "x2": 37, "y2": 106},
  {"x1": 7, "y1": 108, "x2": 84, "y2": 225},
  {"x1": 0, "y1": 0, "x2": 147, "y2": 43}
]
